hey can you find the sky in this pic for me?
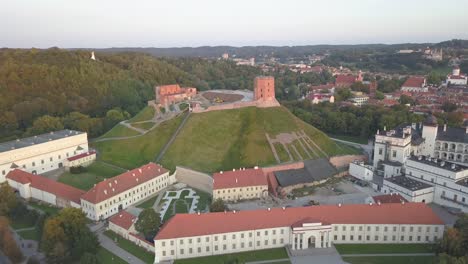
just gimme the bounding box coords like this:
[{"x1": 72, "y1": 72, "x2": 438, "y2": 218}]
[{"x1": 1, "y1": 0, "x2": 468, "y2": 48}]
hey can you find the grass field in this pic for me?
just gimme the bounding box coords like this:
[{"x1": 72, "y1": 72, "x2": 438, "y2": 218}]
[
  {"x1": 136, "y1": 196, "x2": 158, "y2": 209},
  {"x1": 131, "y1": 122, "x2": 155, "y2": 131},
  {"x1": 328, "y1": 134, "x2": 369, "y2": 144},
  {"x1": 99, "y1": 124, "x2": 141, "y2": 139},
  {"x1": 93, "y1": 115, "x2": 184, "y2": 169},
  {"x1": 161, "y1": 106, "x2": 350, "y2": 172},
  {"x1": 342, "y1": 256, "x2": 435, "y2": 264},
  {"x1": 174, "y1": 247, "x2": 289, "y2": 264},
  {"x1": 273, "y1": 143, "x2": 290, "y2": 162},
  {"x1": 96, "y1": 247, "x2": 128, "y2": 264},
  {"x1": 334, "y1": 243, "x2": 435, "y2": 254},
  {"x1": 104, "y1": 230, "x2": 154, "y2": 264},
  {"x1": 28, "y1": 201, "x2": 60, "y2": 215},
  {"x1": 17, "y1": 228, "x2": 40, "y2": 241},
  {"x1": 128, "y1": 107, "x2": 155, "y2": 123},
  {"x1": 10, "y1": 219, "x2": 35, "y2": 230},
  {"x1": 58, "y1": 161, "x2": 126, "y2": 190}
]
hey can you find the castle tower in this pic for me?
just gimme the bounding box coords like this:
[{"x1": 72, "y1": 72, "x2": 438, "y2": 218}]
[
  {"x1": 453, "y1": 66, "x2": 461, "y2": 76},
  {"x1": 254, "y1": 76, "x2": 275, "y2": 101},
  {"x1": 90, "y1": 51, "x2": 96, "y2": 61},
  {"x1": 421, "y1": 115, "x2": 439, "y2": 157}
]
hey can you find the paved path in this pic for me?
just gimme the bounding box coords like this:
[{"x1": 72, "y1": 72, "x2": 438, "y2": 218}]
[
  {"x1": 97, "y1": 229, "x2": 146, "y2": 264},
  {"x1": 152, "y1": 188, "x2": 168, "y2": 211},
  {"x1": 247, "y1": 258, "x2": 291, "y2": 264},
  {"x1": 341, "y1": 253, "x2": 435, "y2": 257},
  {"x1": 155, "y1": 111, "x2": 191, "y2": 162}
]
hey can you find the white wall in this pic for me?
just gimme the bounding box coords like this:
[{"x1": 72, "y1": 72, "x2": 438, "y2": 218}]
[
  {"x1": 382, "y1": 179, "x2": 434, "y2": 203},
  {"x1": 349, "y1": 163, "x2": 373, "y2": 181}
]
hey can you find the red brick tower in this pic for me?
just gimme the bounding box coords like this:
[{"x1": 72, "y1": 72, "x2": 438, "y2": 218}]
[{"x1": 254, "y1": 76, "x2": 275, "y2": 101}]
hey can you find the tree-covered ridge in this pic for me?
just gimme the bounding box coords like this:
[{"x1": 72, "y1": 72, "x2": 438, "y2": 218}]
[{"x1": 0, "y1": 48, "x2": 263, "y2": 141}]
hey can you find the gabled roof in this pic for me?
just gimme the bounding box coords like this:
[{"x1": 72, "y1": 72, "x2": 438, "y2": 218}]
[
  {"x1": 335, "y1": 75, "x2": 357, "y2": 86},
  {"x1": 402, "y1": 77, "x2": 425, "y2": 88},
  {"x1": 155, "y1": 203, "x2": 443, "y2": 240},
  {"x1": 372, "y1": 194, "x2": 408, "y2": 204},
  {"x1": 213, "y1": 168, "x2": 267, "y2": 190},
  {"x1": 67, "y1": 151, "x2": 96, "y2": 161},
  {"x1": 109, "y1": 211, "x2": 136, "y2": 230},
  {"x1": 6, "y1": 169, "x2": 85, "y2": 204},
  {"x1": 81, "y1": 163, "x2": 168, "y2": 204}
]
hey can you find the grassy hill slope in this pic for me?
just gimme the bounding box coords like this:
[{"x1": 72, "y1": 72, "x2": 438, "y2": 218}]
[{"x1": 160, "y1": 106, "x2": 356, "y2": 172}]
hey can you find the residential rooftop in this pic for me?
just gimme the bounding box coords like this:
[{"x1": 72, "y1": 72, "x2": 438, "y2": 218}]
[
  {"x1": 213, "y1": 167, "x2": 267, "y2": 190},
  {"x1": 274, "y1": 158, "x2": 337, "y2": 187},
  {"x1": 0, "y1": 130, "x2": 85, "y2": 153},
  {"x1": 408, "y1": 156, "x2": 468, "y2": 172},
  {"x1": 436, "y1": 126, "x2": 468, "y2": 144},
  {"x1": 385, "y1": 175, "x2": 433, "y2": 191}
]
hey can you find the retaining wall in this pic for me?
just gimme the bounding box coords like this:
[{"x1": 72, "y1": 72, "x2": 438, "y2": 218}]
[{"x1": 174, "y1": 166, "x2": 213, "y2": 194}]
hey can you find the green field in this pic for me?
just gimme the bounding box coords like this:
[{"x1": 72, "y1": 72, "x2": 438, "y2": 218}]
[
  {"x1": 342, "y1": 256, "x2": 434, "y2": 264},
  {"x1": 17, "y1": 228, "x2": 40, "y2": 241},
  {"x1": 273, "y1": 143, "x2": 290, "y2": 162},
  {"x1": 93, "y1": 115, "x2": 184, "y2": 169},
  {"x1": 161, "y1": 106, "x2": 350, "y2": 172},
  {"x1": 10, "y1": 218, "x2": 35, "y2": 230},
  {"x1": 328, "y1": 134, "x2": 369, "y2": 144},
  {"x1": 335, "y1": 243, "x2": 435, "y2": 254},
  {"x1": 58, "y1": 161, "x2": 126, "y2": 190},
  {"x1": 131, "y1": 122, "x2": 155, "y2": 131},
  {"x1": 99, "y1": 124, "x2": 141, "y2": 139},
  {"x1": 136, "y1": 196, "x2": 158, "y2": 209},
  {"x1": 128, "y1": 106, "x2": 155, "y2": 122},
  {"x1": 28, "y1": 201, "x2": 60, "y2": 215},
  {"x1": 174, "y1": 247, "x2": 289, "y2": 264},
  {"x1": 96, "y1": 247, "x2": 128, "y2": 264},
  {"x1": 104, "y1": 230, "x2": 154, "y2": 264}
]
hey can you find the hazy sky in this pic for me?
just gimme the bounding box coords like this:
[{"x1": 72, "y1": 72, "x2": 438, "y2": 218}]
[{"x1": 2, "y1": 0, "x2": 468, "y2": 48}]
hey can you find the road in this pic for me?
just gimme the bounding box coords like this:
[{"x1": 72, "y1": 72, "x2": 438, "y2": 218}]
[
  {"x1": 96, "y1": 228, "x2": 147, "y2": 264},
  {"x1": 155, "y1": 111, "x2": 191, "y2": 162}
]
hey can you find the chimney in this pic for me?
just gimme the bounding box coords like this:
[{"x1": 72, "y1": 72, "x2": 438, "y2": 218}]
[
  {"x1": 443, "y1": 124, "x2": 447, "y2": 132},
  {"x1": 235, "y1": 178, "x2": 238, "y2": 183},
  {"x1": 338, "y1": 203, "x2": 342, "y2": 207},
  {"x1": 384, "y1": 126, "x2": 386, "y2": 131},
  {"x1": 267, "y1": 207, "x2": 271, "y2": 211}
]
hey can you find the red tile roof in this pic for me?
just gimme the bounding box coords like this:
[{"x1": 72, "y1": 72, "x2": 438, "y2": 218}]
[
  {"x1": 109, "y1": 211, "x2": 136, "y2": 230},
  {"x1": 81, "y1": 163, "x2": 168, "y2": 204},
  {"x1": 6, "y1": 169, "x2": 85, "y2": 204},
  {"x1": 335, "y1": 75, "x2": 357, "y2": 86},
  {"x1": 213, "y1": 168, "x2": 267, "y2": 190},
  {"x1": 67, "y1": 151, "x2": 96, "y2": 161},
  {"x1": 372, "y1": 194, "x2": 408, "y2": 204},
  {"x1": 155, "y1": 203, "x2": 443, "y2": 240},
  {"x1": 402, "y1": 77, "x2": 425, "y2": 88}
]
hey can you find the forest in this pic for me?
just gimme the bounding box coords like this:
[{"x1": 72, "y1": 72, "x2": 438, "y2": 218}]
[{"x1": 0, "y1": 48, "x2": 266, "y2": 142}]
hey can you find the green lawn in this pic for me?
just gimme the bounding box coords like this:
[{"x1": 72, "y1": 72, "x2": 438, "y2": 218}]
[
  {"x1": 273, "y1": 143, "x2": 290, "y2": 163},
  {"x1": 342, "y1": 256, "x2": 435, "y2": 264},
  {"x1": 99, "y1": 124, "x2": 140, "y2": 139},
  {"x1": 195, "y1": 189, "x2": 211, "y2": 212},
  {"x1": 335, "y1": 142, "x2": 362, "y2": 155},
  {"x1": 17, "y1": 228, "x2": 40, "y2": 241},
  {"x1": 136, "y1": 196, "x2": 158, "y2": 209},
  {"x1": 179, "y1": 103, "x2": 189, "y2": 111},
  {"x1": 96, "y1": 247, "x2": 128, "y2": 264},
  {"x1": 104, "y1": 230, "x2": 154, "y2": 264},
  {"x1": 10, "y1": 219, "x2": 35, "y2": 230},
  {"x1": 174, "y1": 247, "x2": 289, "y2": 264},
  {"x1": 175, "y1": 199, "x2": 190, "y2": 213},
  {"x1": 131, "y1": 122, "x2": 155, "y2": 131},
  {"x1": 93, "y1": 115, "x2": 184, "y2": 169},
  {"x1": 128, "y1": 106, "x2": 155, "y2": 122},
  {"x1": 162, "y1": 106, "x2": 349, "y2": 173},
  {"x1": 335, "y1": 243, "x2": 435, "y2": 254},
  {"x1": 58, "y1": 161, "x2": 126, "y2": 190},
  {"x1": 28, "y1": 201, "x2": 60, "y2": 215}
]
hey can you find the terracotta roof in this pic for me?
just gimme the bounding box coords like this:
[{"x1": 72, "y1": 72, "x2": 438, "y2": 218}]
[
  {"x1": 402, "y1": 77, "x2": 425, "y2": 88},
  {"x1": 335, "y1": 75, "x2": 356, "y2": 86},
  {"x1": 6, "y1": 169, "x2": 85, "y2": 204},
  {"x1": 67, "y1": 151, "x2": 96, "y2": 161},
  {"x1": 155, "y1": 203, "x2": 443, "y2": 240},
  {"x1": 448, "y1": 75, "x2": 467, "y2": 80},
  {"x1": 372, "y1": 194, "x2": 408, "y2": 204},
  {"x1": 81, "y1": 163, "x2": 168, "y2": 204},
  {"x1": 109, "y1": 211, "x2": 136, "y2": 230},
  {"x1": 213, "y1": 168, "x2": 267, "y2": 190}
]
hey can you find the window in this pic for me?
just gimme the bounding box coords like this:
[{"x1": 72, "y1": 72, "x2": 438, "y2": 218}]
[
  {"x1": 280, "y1": 238, "x2": 284, "y2": 244},
  {"x1": 435, "y1": 227, "x2": 439, "y2": 232},
  {"x1": 241, "y1": 242, "x2": 244, "y2": 248},
  {"x1": 257, "y1": 241, "x2": 260, "y2": 246},
  {"x1": 393, "y1": 226, "x2": 397, "y2": 232},
  {"x1": 162, "y1": 242, "x2": 165, "y2": 247},
  {"x1": 410, "y1": 227, "x2": 413, "y2": 232},
  {"x1": 417, "y1": 236, "x2": 421, "y2": 241},
  {"x1": 359, "y1": 226, "x2": 363, "y2": 231},
  {"x1": 257, "y1": 232, "x2": 260, "y2": 236},
  {"x1": 426, "y1": 227, "x2": 430, "y2": 232},
  {"x1": 342, "y1": 226, "x2": 346, "y2": 231},
  {"x1": 342, "y1": 235, "x2": 346, "y2": 240},
  {"x1": 180, "y1": 249, "x2": 184, "y2": 255},
  {"x1": 198, "y1": 247, "x2": 201, "y2": 253},
  {"x1": 280, "y1": 229, "x2": 284, "y2": 235},
  {"x1": 409, "y1": 236, "x2": 413, "y2": 241},
  {"x1": 264, "y1": 240, "x2": 268, "y2": 245},
  {"x1": 170, "y1": 241, "x2": 174, "y2": 246},
  {"x1": 418, "y1": 227, "x2": 422, "y2": 232},
  {"x1": 273, "y1": 230, "x2": 276, "y2": 235},
  {"x1": 366, "y1": 235, "x2": 370, "y2": 241},
  {"x1": 334, "y1": 235, "x2": 337, "y2": 240},
  {"x1": 351, "y1": 226, "x2": 354, "y2": 231},
  {"x1": 401, "y1": 236, "x2": 404, "y2": 241},
  {"x1": 392, "y1": 235, "x2": 396, "y2": 241},
  {"x1": 379, "y1": 148, "x2": 383, "y2": 155},
  {"x1": 265, "y1": 231, "x2": 268, "y2": 235},
  {"x1": 249, "y1": 242, "x2": 253, "y2": 247},
  {"x1": 375, "y1": 226, "x2": 379, "y2": 232},
  {"x1": 384, "y1": 226, "x2": 388, "y2": 232},
  {"x1": 402, "y1": 227, "x2": 406, "y2": 232},
  {"x1": 223, "y1": 245, "x2": 227, "y2": 250},
  {"x1": 367, "y1": 226, "x2": 371, "y2": 231},
  {"x1": 232, "y1": 234, "x2": 236, "y2": 239},
  {"x1": 249, "y1": 232, "x2": 253, "y2": 237},
  {"x1": 206, "y1": 237, "x2": 209, "y2": 242},
  {"x1": 188, "y1": 239, "x2": 192, "y2": 243},
  {"x1": 215, "y1": 245, "x2": 218, "y2": 251},
  {"x1": 241, "y1": 234, "x2": 244, "y2": 239},
  {"x1": 223, "y1": 235, "x2": 226, "y2": 240},
  {"x1": 162, "y1": 251, "x2": 166, "y2": 256},
  {"x1": 215, "y1": 236, "x2": 218, "y2": 241},
  {"x1": 180, "y1": 240, "x2": 183, "y2": 245},
  {"x1": 273, "y1": 239, "x2": 276, "y2": 244},
  {"x1": 426, "y1": 236, "x2": 429, "y2": 242},
  {"x1": 383, "y1": 236, "x2": 387, "y2": 241},
  {"x1": 334, "y1": 226, "x2": 338, "y2": 231},
  {"x1": 392, "y1": 150, "x2": 396, "y2": 158},
  {"x1": 350, "y1": 235, "x2": 354, "y2": 241},
  {"x1": 358, "y1": 235, "x2": 362, "y2": 240}
]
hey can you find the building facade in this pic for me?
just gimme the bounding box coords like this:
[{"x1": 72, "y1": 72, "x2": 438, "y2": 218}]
[
  {"x1": 155, "y1": 84, "x2": 197, "y2": 106},
  {"x1": 401, "y1": 77, "x2": 428, "y2": 93},
  {"x1": 446, "y1": 66, "x2": 467, "y2": 86},
  {"x1": 254, "y1": 76, "x2": 275, "y2": 101},
  {"x1": 0, "y1": 130, "x2": 91, "y2": 183},
  {"x1": 81, "y1": 163, "x2": 174, "y2": 221},
  {"x1": 212, "y1": 167, "x2": 268, "y2": 202},
  {"x1": 154, "y1": 203, "x2": 444, "y2": 263}
]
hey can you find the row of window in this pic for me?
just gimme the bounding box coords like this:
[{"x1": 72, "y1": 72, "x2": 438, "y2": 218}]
[
  {"x1": 2, "y1": 151, "x2": 79, "y2": 175},
  {"x1": 217, "y1": 186, "x2": 265, "y2": 194},
  {"x1": 333, "y1": 225, "x2": 439, "y2": 233},
  {"x1": 162, "y1": 229, "x2": 286, "y2": 247},
  {"x1": 161, "y1": 238, "x2": 284, "y2": 257},
  {"x1": 334, "y1": 234, "x2": 437, "y2": 243}
]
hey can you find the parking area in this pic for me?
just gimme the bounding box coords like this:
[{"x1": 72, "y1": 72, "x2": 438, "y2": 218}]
[{"x1": 228, "y1": 178, "x2": 381, "y2": 212}]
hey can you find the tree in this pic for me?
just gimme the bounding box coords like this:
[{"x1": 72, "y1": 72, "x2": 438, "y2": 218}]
[
  {"x1": 135, "y1": 208, "x2": 161, "y2": 240},
  {"x1": 375, "y1": 91, "x2": 385, "y2": 100},
  {"x1": 428, "y1": 71, "x2": 443, "y2": 85},
  {"x1": 3, "y1": 230, "x2": 23, "y2": 263},
  {"x1": 27, "y1": 115, "x2": 64, "y2": 136},
  {"x1": 442, "y1": 101, "x2": 457, "y2": 113},
  {"x1": 335, "y1": 88, "x2": 352, "y2": 101},
  {"x1": 399, "y1": 94, "x2": 415, "y2": 105},
  {"x1": 210, "y1": 198, "x2": 227, "y2": 212},
  {"x1": 80, "y1": 253, "x2": 99, "y2": 264},
  {"x1": 0, "y1": 182, "x2": 17, "y2": 216}
]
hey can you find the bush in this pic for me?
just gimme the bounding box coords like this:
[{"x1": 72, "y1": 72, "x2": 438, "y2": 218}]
[{"x1": 70, "y1": 166, "x2": 87, "y2": 174}]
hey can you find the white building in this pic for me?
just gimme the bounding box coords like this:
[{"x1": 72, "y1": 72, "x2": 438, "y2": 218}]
[
  {"x1": 153, "y1": 203, "x2": 444, "y2": 263},
  {"x1": 80, "y1": 162, "x2": 174, "y2": 221},
  {"x1": 349, "y1": 161, "x2": 374, "y2": 181},
  {"x1": 0, "y1": 130, "x2": 91, "y2": 182},
  {"x1": 401, "y1": 77, "x2": 428, "y2": 93},
  {"x1": 446, "y1": 66, "x2": 467, "y2": 86},
  {"x1": 6, "y1": 169, "x2": 85, "y2": 208},
  {"x1": 213, "y1": 167, "x2": 268, "y2": 202},
  {"x1": 349, "y1": 95, "x2": 369, "y2": 107},
  {"x1": 382, "y1": 175, "x2": 435, "y2": 203}
]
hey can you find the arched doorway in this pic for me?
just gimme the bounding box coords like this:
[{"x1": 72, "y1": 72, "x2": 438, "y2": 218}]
[{"x1": 308, "y1": 235, "x2": 316, "y2": 248}]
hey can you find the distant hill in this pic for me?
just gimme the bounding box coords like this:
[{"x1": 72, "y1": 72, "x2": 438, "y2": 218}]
[{"x1": 94, "y1": 106, "x2": 358, "y2": 172}]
